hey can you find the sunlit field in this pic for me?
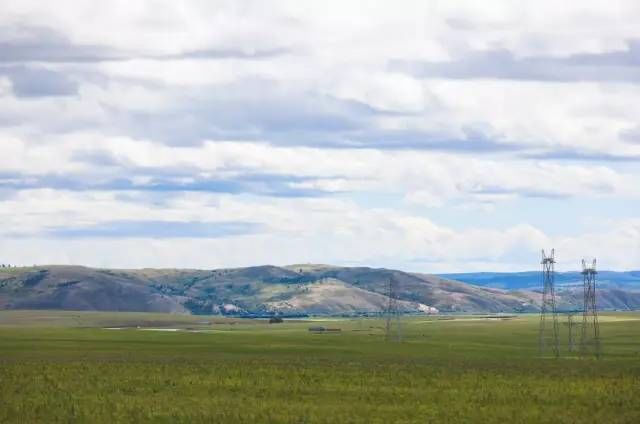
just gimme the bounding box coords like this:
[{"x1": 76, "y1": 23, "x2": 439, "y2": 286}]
[{"x1": 1, "y1": 311, "x2": 639, "y2": 423}]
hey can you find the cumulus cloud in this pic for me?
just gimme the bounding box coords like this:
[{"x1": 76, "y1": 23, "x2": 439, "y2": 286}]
[
  {"x1": 13, "y1": 220, "x2": 264, "y2": 239},
  {"x1": 391, "y1": 41, "x2": 640, "y2": 83},
  {"x1": 0, "y1": 66, "x2": 78, "y2": 97},
  {"x1": 0, "y1": 1, "x2": 639, "y2": 270},
  {"x1": 0, "y1": 192, "x2": 637, "y2": 272},
  {"x1": 621, "y1": 126, "x2": 640, "y2": 144},
  {"x1": 0, "y1": 24, "x2": 292, "y2": 64},
  {"x1": 0, "y1": 25, "x2": 124, "y2": 63}
]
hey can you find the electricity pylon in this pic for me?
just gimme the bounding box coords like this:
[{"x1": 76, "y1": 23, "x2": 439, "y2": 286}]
[
  {"x1": 580, "y1": 259, "x2": 601, "y2": 358},
  {"x1": 539, "y1": 249, "x2": 560, "y2": 357},
  {"x1": 384, "y1": 277, "x2": 402, "y2": 342},
  {"x1": 566, "y1": 312, "x2": 578, "y2": 353}
]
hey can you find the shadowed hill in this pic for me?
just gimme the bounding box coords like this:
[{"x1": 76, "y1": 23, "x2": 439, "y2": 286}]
[
  {"x1": 0, "y1": 266, "x2": 186, "y2": 313},
  {"x1": 1, "y1": 264, "x2": 639, "y2": 315}
]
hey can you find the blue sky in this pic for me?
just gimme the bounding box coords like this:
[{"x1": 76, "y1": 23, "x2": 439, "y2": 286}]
[{"x1": 0, "y1": 1, "x2": 639, "y2": 272}]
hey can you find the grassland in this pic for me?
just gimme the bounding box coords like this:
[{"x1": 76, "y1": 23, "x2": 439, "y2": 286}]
[{"x1": 1, "y1": 311, "x2": 639, "y2": 423}]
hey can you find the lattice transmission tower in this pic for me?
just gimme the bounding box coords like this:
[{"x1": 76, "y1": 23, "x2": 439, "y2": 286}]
[
  {"x1": 384, "y1": 277, "x2": 402, "y2": 342},
  {"x1": 539, "y1": 249, "x2": 560, "y2": 357},
  {"x1": 580, "y1": 259, "x2": 601, "y2": 358},
  {"x1": 566, "y1": 312, "x2": 578, "y2": 353}
]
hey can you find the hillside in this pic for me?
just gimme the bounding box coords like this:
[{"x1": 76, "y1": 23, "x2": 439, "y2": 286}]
[{"x1": 1, "y1": 265, "x2": 639, "y2": 315}]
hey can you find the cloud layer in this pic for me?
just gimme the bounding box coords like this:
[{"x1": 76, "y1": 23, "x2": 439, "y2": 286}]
[{"x1": 1, "y1": 1, "x2": 639, "y2": 271}]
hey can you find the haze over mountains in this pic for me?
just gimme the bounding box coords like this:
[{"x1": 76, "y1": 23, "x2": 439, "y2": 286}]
[
  {"x1": 441, "y1": 271, "x2": 640, "y2": 290},
  {"x1": 2, "y1": 265, "x2": 640, "y2": 315}
]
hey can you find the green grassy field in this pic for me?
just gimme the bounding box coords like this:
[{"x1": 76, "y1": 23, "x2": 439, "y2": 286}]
[{"x1": 1, "y1": 311, "x2": 639, "y2": 423}]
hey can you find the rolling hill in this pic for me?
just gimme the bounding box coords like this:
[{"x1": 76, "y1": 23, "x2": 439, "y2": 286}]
[{"x1": 1, "y1": 264, "x2": 639, "y2": 315}]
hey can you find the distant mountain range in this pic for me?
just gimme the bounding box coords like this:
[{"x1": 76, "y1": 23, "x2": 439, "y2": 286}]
[
  {"x1": 1, "y1": 265, "x2": 640, "y2": 316},
  {"x1": 439, "y1": 270, "x2": 640, "y2": 290}
]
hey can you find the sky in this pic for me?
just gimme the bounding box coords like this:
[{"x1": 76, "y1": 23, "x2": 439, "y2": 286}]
[{"x1": 0, "y1": 0, "x2": 639, "y2": 272}]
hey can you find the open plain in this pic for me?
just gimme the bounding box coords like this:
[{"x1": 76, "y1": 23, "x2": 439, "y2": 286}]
[{"x1": 1, "y1": 310, "x2": 639, "y2": 423}]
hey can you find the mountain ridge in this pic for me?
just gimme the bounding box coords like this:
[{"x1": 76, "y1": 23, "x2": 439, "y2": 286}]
[
  {"x1": 439, "y1": 270, "x2": 640, "y2": 290},
  {"x1": 1, "y1": 264, "x2": 639, "y2": 315}
]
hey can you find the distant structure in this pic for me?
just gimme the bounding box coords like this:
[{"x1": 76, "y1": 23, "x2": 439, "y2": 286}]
[
  {"x1": 538, "y1": 249, "x2": 560, "y2": 357},
  {"x1": 384, "y1": 277, "x2": 402, "y2": 342},
  {"x1": 580, "y1": 259, "x2": 601, "y2": 358},
  {"x1": 566, "y1": 312, "x2": 578, "y2": 353}
]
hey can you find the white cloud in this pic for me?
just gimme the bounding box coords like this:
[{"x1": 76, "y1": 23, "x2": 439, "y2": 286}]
[
  {"x1": 1, "y1": 1, "x2": 639, "y2": 270},
  {"x1": 0, "y1": 190, "x2": 637, "y2": 272}
]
